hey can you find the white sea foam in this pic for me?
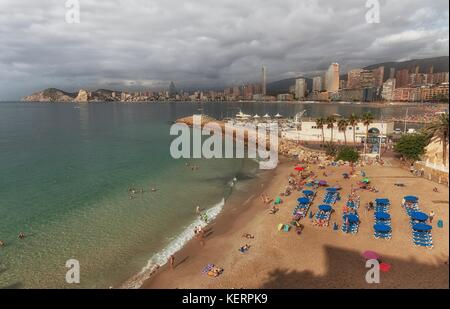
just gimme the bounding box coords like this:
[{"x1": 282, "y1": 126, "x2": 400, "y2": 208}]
[{"x1": 121, "y1": 197, "x2": 226, "y2": 289}]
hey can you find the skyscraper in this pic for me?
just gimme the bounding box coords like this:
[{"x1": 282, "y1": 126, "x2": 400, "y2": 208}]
[
  {"x1": 295, "y1": 78, "x2": 307, "y2": 99},
  {"x1": 373, "y1": 66, "x2": 385, "y2": 88},
  {"x1": 168, "y1": 81, "x2": 177, "y2": 97},
  {"x1": 312, "y1": 76, "x2": 323, "y2": 92},
  {"x1": 347, "y1": 69, "x2": 363, "y2": 89},
  {"x1": 389, "y1": 67, "x2": 396, "y2": 79},
  {"x1": 326, "y1": 63, "x2": 340, "y2": 92},
  {"x1": 396, "y1": 69, "x2": 410, "y2": 88},
  {"x1": 360, "y1": 70, "x2": 375, "y2": 88},
  {"x1": 261, "y1": 65, "x2": 267, "y2": 96}
]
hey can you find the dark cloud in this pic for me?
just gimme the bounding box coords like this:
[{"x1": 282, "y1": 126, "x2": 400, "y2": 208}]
[{"x1": 0, "y1": 0, "x2": 448, "y2": 100}]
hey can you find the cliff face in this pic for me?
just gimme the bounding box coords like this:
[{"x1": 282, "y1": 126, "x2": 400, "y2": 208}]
[
  {"x1": 74, "y1": 89, "x2": 90, "y2": 102},
  {"x1": 21, "y1": 88, "x2": 77, "y2": 102}
]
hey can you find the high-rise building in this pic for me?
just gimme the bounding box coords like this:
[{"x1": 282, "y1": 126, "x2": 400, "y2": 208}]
[
  {"x1": 373, "y1": 66, "x2": 385, "y2": 88},
  {"x1": 294, "y1": 78, "x2": 307, "y2": 99},
  {"x1": 360, "y1": 70, "x2": 375, "y2": 88},
  {"x1": 347, "y1": 69, "x2": 363, "y2": 89},
  {"x1": 168, "y1": 81, "x2": 177, "y2": 97},
  {"x1": 312, "y1": 76, "x2": 323, "y2": 92},
  {"x1": 381, "y1": 78, "x2": 396, "y2": 101},
  {"x1": 389, "y1": 68, "x2": 396, "y2": 79},
  {"x1": 326, "y1": 63, "x2": 340, "y2": 92},
  {"x1": 261, "y1": 65, "x2": 267, "y2": 96},
  {"x1": 395, "y1": 69, "x2": 410, "y2": 88}
]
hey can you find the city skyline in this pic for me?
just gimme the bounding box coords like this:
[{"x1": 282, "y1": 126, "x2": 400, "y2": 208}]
[{"x1": 0, "y1": 0, "x2": 449, "y2": 100}]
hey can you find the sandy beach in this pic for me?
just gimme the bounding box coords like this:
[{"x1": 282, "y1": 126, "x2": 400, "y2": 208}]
[{"x1": 142, "y1": 156, "x2": 449, "y2": 289}]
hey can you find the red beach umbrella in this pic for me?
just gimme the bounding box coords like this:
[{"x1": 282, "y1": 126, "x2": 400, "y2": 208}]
[
  {"x1": 380, "y1": 263, "x2": 391, "y2": 272},
  {"x1": 295, "y1": 166, "x2": 304, "y2": 172}
]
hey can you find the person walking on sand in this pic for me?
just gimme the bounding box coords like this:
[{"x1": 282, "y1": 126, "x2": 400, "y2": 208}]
[
  {"x1": 429, "y1": 211, "x2": 435, "y2": 224},
  {"x1": 169, "y1": 255, "x2": 175, "y2": 270}
]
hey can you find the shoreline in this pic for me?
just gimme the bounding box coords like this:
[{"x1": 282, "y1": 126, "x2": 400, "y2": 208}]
[{"x1": 140, "y1": 158, "x2": 289, "y2": 288}]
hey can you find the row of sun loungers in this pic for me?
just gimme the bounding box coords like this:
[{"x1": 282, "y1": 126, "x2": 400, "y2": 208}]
[
  {"x1": 373, "y1": 198, "x2": 392, "y2": 240},
  {"x1": 323, "y1": 188, "x2": 340, "y2": 205},
  {"x1": 402, "y1": 196, "x2": 433, "y2": 249},
  {"x1": 292, "y1": 190, "x2": 316, "y2": 221},
  {"x1": 314, "y1": 204, "x2": 333, "y2": 227},
  {"x1": 342, "y1": 199, "x2": 360, "y2": 235}
]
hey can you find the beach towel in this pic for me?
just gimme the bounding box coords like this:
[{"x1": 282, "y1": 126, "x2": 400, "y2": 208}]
[
  {"x1": 278, "y1": 224, "x2": 284, "y2": 231},
  {"x1": 283, "y1": 225, "x2": 290, "y2": 232},
  {"x1": 437, "y1": 220, "x2": 444, "y2": 228}
]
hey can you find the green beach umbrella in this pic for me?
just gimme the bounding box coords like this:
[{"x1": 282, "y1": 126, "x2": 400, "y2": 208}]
[
  {"x1": 362, "y1": 178, "x2": 370, "y2": 183},
  {"x1": 275, "y1": 197, "x2": 282, "y2": 204}
]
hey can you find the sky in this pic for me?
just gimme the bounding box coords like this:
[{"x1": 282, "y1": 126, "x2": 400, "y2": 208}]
[{"x1": 0, "y1": 0, "x2": 448, "y2": 100}]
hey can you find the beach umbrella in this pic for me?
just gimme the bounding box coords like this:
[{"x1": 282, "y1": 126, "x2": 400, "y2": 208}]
[
  {"x1": 362, "y1": 250, "x2": 379, "y2": 260},
  {"x1": 263, "y1": 113, "x2": 271, "y2": 118},
  {"x1": 362, "y1": 178, "x2": 370, "y2": 183},
  {"x1": 275, "y1": 113, "x2": 283, "y2": 118},
  {"x1": 380, "y1": 263, "x2": 392, "y2": 272},
  {"x1": 374, "y1": 224, "x2": 391, "y2": 233},
  {"x1": 295, "y1": 166, "x2": 305, "y2": 172},
  {"x1": 375, "y1": 198, "x2": 389, "y2": 205},
  {"x1": 305, "y1": 183, "x2": 314, "y2": 187},
  {"x1": 297, "y1": 197, "x2": 310, "y2": 205},
  {"x1": 410, "y1": 212, "x2": 428, "y2": 222},
  {"x1": 326, "y1": 187, "x2": 338, "y2": 192},
  {"x1": 303, "y1": 190, "x2": 314, "y2": 196},
  {"x1": 253, "y1": 114, "x2": 260, "y2": 119},
  {"x1": 375, "y1": 212, "x2": 391, "y2": 221},
  {"x1": 404, "y1": 196, "x2": 418, "y2": 202},
  {"x1": 275, "y1": 197, "x2": 282, "y2": 204},
  {"x1": 345, "y1": 214, "x2": 359, "y2": 223},
  {"x1": 413, "y1": 223, "x2": 432, "y2": 232},
  {"x1": 319, "y1": 205, "x2": 332, "y2": 212},
  {"x1": 319, "y1": 180, "x2": 327, "y2": 186}
]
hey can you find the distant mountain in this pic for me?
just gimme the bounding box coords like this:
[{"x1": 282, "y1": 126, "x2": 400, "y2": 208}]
[
  {"x1": 22, "y1": 88, "x2": 121, "y2": 102},
  {"x1": 267, "y1": 56, "x2": 449, "y2": 95}
]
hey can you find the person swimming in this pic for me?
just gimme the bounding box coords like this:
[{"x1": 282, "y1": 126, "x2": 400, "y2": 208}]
[{"x1": 18, "y1": 232, "x2": 25, "y2": 239}]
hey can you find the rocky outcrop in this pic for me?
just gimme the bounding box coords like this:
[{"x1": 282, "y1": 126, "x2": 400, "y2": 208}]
[
  {"x1": 21, "y1": 88, "x2": 76, "y2": 102},
  {"x1": 74, "y1": 89, "x2": 90, "y2": 102}
]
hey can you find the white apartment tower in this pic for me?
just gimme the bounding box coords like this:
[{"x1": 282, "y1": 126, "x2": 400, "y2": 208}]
[{"x1": 326, "y1": 63, "x2": 340, "y2": 92}]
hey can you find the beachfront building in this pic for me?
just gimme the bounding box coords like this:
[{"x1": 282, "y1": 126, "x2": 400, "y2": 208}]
[
  {"x1": 382, "y1": 78, "x2": 396, "y2": 101},
  {"x1": 326, "y1": 63, "x2": 340, "y2": 92},
  {"x1": 282, "y1": 120, "x2": 394, "y2": 155},
  {"x1": 295, "y1": 78, "x2": 307, "y2": 99},
  {"x1": 312, "y1": 76, "x2": 323, "y2": 92}
]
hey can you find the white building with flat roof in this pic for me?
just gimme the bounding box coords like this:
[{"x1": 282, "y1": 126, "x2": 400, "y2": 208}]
[{"x1": 282, "y1": 120, "x2": 394, "y2": 153}]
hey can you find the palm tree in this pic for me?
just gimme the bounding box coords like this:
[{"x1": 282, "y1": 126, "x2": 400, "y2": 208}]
[
  {"x1": 348, "y1": 113, "x2": 359, "y2": 145},
  {"x1": 423, "y1": 113, "x2": 449, "y2": 167},
  {"x1": 362, "y1": 112, "x2": 374, "y2": 155},
  {"x1": 338, "y1": 119, "x2": 349, "y2": 145},
  {"x1": 315, "y1": 117, "x2": 325, "y2": 144},
  {"x1": 326, "y1": 115, "x2": 337, "y2": 143}
]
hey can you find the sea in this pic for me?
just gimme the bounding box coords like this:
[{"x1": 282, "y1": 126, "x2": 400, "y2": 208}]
[{"x1": 0, "y1": 101, "x2": 426, "y2": 288}]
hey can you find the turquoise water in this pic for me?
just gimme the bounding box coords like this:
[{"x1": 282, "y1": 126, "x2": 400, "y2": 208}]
[{"x1": 0, "y1": 101, "x2": 421, "y2": 288}]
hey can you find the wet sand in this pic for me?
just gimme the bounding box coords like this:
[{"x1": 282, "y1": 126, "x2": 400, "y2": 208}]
[{"x1": 142, "y1": 158, "x2": 449, "y2": 289}]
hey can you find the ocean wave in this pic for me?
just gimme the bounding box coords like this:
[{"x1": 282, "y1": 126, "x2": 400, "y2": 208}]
[{"x1": 121, "y1": 197, "x2": 226, "y2": 289}]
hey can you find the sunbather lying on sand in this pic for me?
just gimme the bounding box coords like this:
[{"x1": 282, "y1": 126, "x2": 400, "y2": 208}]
[
  {"x1": 242, "y1": 233, "x2": 255, "y2": 239},
  {"x1": 207, "y1": 266, "x2": 224, "y2": 277},
  {"x1": 239, "y1": 244, "x2": 251, "y2": 253}
]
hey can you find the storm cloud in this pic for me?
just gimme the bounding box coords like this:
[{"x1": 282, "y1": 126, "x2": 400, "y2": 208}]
[{"x1": 0, "y1": 0, "x2": 448, "y2": 100}]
